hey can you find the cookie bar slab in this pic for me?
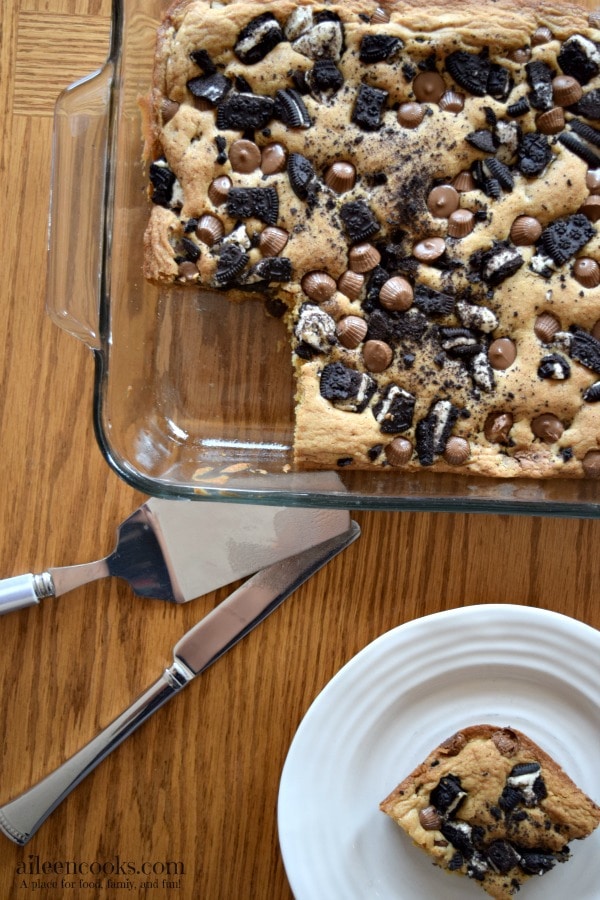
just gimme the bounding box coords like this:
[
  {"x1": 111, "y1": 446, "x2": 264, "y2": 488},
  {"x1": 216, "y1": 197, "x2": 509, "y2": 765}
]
[
  {"x1": 380, "y1": 724, "x2": 600, "y2": 899},
  {"x1": 144, "y1": 0, "x2": 600, "y2": 477}
]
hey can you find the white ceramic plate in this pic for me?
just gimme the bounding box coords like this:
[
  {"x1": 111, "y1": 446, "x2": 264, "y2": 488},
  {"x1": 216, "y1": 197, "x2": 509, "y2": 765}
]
[{"x1": 278, "y1": 604, "x2": 600, "y2": 900}]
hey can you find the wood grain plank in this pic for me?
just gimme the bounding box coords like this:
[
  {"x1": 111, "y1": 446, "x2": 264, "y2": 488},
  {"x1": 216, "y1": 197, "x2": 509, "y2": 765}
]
[{"x1": 14, "y1": 12, "x2": 111, "y2": 116}]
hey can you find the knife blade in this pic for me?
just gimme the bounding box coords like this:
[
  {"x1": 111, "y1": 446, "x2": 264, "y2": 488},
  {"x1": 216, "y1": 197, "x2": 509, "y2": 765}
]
[
  {"x1": 0, "y1": 520, "x2": 360, "y2": 845},
  {"x1": 0, "y1": 499, "x2": 351, "y2": 614}
]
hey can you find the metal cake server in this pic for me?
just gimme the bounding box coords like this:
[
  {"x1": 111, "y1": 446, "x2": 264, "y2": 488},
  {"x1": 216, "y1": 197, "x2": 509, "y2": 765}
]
[
  {"x1": 0, "y1": 499, "x2": 351, "y2": 614},
  {"x1": 0, "y1": 520, "x2": 359, "y2": 845}
]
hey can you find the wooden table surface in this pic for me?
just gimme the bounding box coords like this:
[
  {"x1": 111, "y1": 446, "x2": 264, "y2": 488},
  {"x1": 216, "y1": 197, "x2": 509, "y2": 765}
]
[{"x1": 0, "y1": 2, "x2": 599, "y2": 898}]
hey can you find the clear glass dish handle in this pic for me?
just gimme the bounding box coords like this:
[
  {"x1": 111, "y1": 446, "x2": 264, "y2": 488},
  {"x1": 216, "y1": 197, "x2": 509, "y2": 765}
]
[{"x1": 46, "y1": 63, "x2": 114, "y2": 351}]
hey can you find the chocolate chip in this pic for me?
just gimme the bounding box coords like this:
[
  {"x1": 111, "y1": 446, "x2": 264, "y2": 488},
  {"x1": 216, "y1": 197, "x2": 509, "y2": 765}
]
[
  {"x1": 526, "y1": 60, "x2": 554, "y2": 110},
  {"x1": 234, "y1": 13, "x2": 284, "y2": 65},
  {"x1": 319, "y1": 361, "x2": 376, "y2": 412},
  {"x1": 446, "y1": 50, "x2": 490, "y2": 97},
  {"x1": 187, "y1": 73, "x2": 232, "y2": 105},
  {"x1": 340, "y1": 200, "x2": 380, "y2": 241},
  {"x1": 372, "y1": 384, "x2": 415, "y2": 433},
  {"x1": 214, "y1": 243, "x2": 249, "y2": 285},
  {"x1": 273, "y1": 88, "x2": 312, "y2": 127},
  {"x1": 413, "y1": 283, "x2": 455, "y2": 316},
  {"x1": 352, "y1": 82, "x2": 388, "y2": 130},
  {"x1": 538, "y1": 353, "x2": 571, "y2": 379},
  {"x1": 149, "y1": 160, "x2": 176, "y2": 207},
  {"x1": 359, "y1": 34, "x2": 403, "y2": 63},
  {"x1": 287, "y1": 152, "x2": 317, "y2": 200},
  {"x1": 558, "y1": 35, "x2": 600, "y2": 86},
  {"x1": 217, "y1": 93, "x2": 274, "y2": 130},
  {"x1": 517, "y1": 132, "x2": 553, "y2": 176},
  {"x1": 226, "y1": 187, "x2": 279, "y2": 224},
  {"x1": 569, "y1": 325, "x2": 600, "y2": 374},
  {"x1": 538, "y1": 214, "x2": 596, "y2": 266}
]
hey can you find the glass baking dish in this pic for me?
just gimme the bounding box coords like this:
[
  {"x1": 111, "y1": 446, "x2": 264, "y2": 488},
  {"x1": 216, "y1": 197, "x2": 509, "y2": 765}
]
[{"x1": 46, "y1": 0, "x2": 600, "y2": 516}]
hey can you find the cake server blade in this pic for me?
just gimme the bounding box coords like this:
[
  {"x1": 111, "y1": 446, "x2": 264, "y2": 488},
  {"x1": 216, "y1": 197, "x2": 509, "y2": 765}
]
[
  {"x1": 0, "y1": 521, "x2": 360, "y2": 845},
  {"x1": 0, "y1": 499, "x2": 351, "y2": 614}
]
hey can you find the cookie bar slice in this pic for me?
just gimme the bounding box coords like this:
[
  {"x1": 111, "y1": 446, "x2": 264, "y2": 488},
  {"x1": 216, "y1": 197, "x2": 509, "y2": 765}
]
[{"x1": 380, "y1": 724, "x2": 600, "y2": 899}]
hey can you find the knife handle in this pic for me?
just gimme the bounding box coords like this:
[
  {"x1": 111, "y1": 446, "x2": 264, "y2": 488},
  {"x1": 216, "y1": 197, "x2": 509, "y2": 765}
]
[{"x1": 0, "y1": 661, "x2": 194, "y2": 845}]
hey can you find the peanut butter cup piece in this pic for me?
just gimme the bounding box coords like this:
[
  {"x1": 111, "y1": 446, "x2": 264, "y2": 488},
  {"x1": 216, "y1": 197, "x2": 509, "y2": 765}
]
[
  {"x1": 385, "y1": 437, "x2": 413, "y2": 466},
  {"x1": 208, "y1": 176, "x2": 232, "y2": 205},
  {"x1": 452, "y1": 170, "x2": 475, "y2": 192},
  {"x1": 532, "y1": 25, "x2": 553, "y2": 46},
  {"x1": 447, "y1": 209, "x2": 474, "y2": 238},
  {"x1": 484, "y1": 411, "x2": 514, "y2": 443},
  {"x1": 552, "y1": 74, "x2": 583, "y2": 106},
  {"x1": 196, "y1": 214, "x2": 224, "y2": 246},
  {"x1": 491, "y1": 728, "x2": 519, "y2": 756},
  {"x1": 413, "y1": 71, "x2": 446, "y2": 103},
  {"x1": 178, "y1": 260, "x2": 199, "y2": 280},
  {"x1": 582, "y1": 449, "x2": 600, "y2": 476},
  {"x1": 261, "y1": 143, "x2": 287, "y2": 175},
  {"x1": 349, "y1": 242, "x2": 381, "y2": 273},
  {"x1": 325, "y1": 161, "x2": 356, "y2": 193},
  {"x1": 440, "y1": 731, "x2": 468, "y2": 754},
  {"x1": 579, "y1": 195, "x2": 600, "y2": 222},
  {"x1": 443, "y1": 437, "x2": 470, "y2": 466},
  {"x1": 413, "y1": 237, "x2": 445, "y2": 262},
  {"x1": 363, "y1": 339, "x2": 393, "y2": 372},
  {"x1": 259, "y1": 226, "x2": 289, "y2": 257},
  {"x1": 536, "y1": 107, "x2": 565, "y2": 135},
  {"x1": 573, "y1": 257, "x2": 600, "y2": 287},
  {"x1": 397, "y1": 102, "x2": 424, "y2": 128},
  {"x1": 509, "y1": 47, "x2": 531, "y2": 64},
  {"x1": 419, "y1": 806, "x2": 442, "y2": 831},
  {"x1": 161, "y1": 98, "x2": 180, "y2": 123},
  {"x1": 534, "y1": 312, "x2": 560, "y2": 342},
  {"x1": 379, "y1": 276, "x2": 413, "y2": 311},
  {"x1": 586, "y1": 170, "x2": 600, "y2": 194},
  {"x1": 229, "y1": 139, "x2": 261, "y2": 173},
  {"x1": 371, "y1": 6, "x2": 390, "y2": 24},
  {"x1": 337, "y1": 270, "x2": 364, "y2": 300},
  {"x1": 302, "y1": 271, "x2": 337, "y2": 302},
  {"x1": 489, "y1": 338, "x2": 517, "y2": 370},
  {"x1": 427, "y1": 185, "x2": 459, "y2": 218},
  {"x1": 510, "y1": 215, "x2": 542, "y2": 246},
  {"x1": 532, "y1": 413, "x2": 564, "y2": 443},
  {"x1": 438, "y1": 90, "x2": 464, "y2": 113},
  {"x1": 337, "y1": 315, "x2": 368, "y2": 349}
]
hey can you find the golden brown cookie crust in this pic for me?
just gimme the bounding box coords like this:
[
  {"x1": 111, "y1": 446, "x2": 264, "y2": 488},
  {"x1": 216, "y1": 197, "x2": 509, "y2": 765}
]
[{"x1": 144, "y1": 0, "x2": 600, "y2": 478}]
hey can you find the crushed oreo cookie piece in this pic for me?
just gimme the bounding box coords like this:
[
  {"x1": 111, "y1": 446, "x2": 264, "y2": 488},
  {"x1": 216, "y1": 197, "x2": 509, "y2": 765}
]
[
  {"x1": 439, "y1": 327, "x2": 482, "y2": 358},
  {"x1": 226, "y1": 187, "x2": 279, "y2": 224},
  {"x1": 274, "y1": 88, "x2": 312, "y2": 127},
  {"x1": 217, "y1": 93, "x2": 274, "y2": 130},
  {"x1": 340, "y1": 200, "x2": 380, "y2": 241},
  {"x1": 359, "y1": 34, "x2": 403, "y2": 63},
  {"x1": 179, "y1": 236, "x2": 200, "y2": 262},
  {"x1": 189, "y1": 48, "x2": 217, "y2": 74},
  {"x1": 518, "y1": 849, "x2": 560, "y2": 875},
  {"x1": 525, "y1": 60, "x2": 554, "y2": 110},
  {"x1": 569, "y1": 117, "x2": 600, "y2": 147},
  {"x1": 149, "y1": 160, "x2": 176, "y2": 207},
  {"x1": 475, "y1": 242, "x2": 524, "y2": 285},
  {"x1": 294, "y1": 303, "x2": 336, "y2": 353},
  {"x1": 431, "y1": 774, "x2": 467, "y2": 815},
  {"x1": 287, "y1": 152, "x2": 317, "y2": 200},
  {"x1": 249, "y1": 256, "x2": 292, "y2": 283},
  {"x1": 574, "y1": 88, "x2": 600, "y2": 120},
  {"x1": 569, "y1": 326, "x2": 600, "y2": 374},
  {"x1": 517, "y1": 132, "x2": 553, "y2": 176},
  {"x1": 466, "y1": 129, "x2": 498, "y2": 154},
  {"x1": 538, "y1": 354, "x2": 571, "y2": 380},
  {"x1": 416, "y1": 400, "x2": 459, "y2": 466},
  {"x1": 304, "y1": 58, "x2": 344, "y2": 99},
  {"x1": 234, "y1": 13, "x2": 284, "y2": 65},
  {"x1": 583, "y1": 380, "x2": 600, "y2": 401},
  {"x1": 487, "y1": 63, "x2": 513, "y2": 101},
  {"x1": 485, "y1": 157, "x2": 514, "y2": 191},
  {"x1": 538, "y1": 214, "x2": 596, "y2": 266},
  {"x1": 319, "y1": 361, "x2": 376, "y2": 412},
  {"x1": 507, "y1": 96, "x2": 530, "y2": 118},
  {"x1": 352, "y1": 82, "x2": 388, "y2": 130},
  {"x1": 446, "y1": 50, "x2": 489, "y2": 97},
  {"x1": 372, "y1": 384, "x2": 416, "y2": 433},
  {"x1": 214, "y1": 242, "x2": 249, "y2": 285},
  {"x1": 558, "y1": 34, "x2": 600, "y2": 86},
  {"x1": 413, "y1": 283, "x2": 455, "y2": 316},
  {"x1": 558, "y1": 131, "x2": 600, "y2": 168},
  {"x1": 187, "y1": 72, "x2": 232, "y2": 105}
]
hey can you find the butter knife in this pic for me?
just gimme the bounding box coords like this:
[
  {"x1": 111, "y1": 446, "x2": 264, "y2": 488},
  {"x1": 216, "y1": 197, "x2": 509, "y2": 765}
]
[{"x1": 0, "y1": 521, "x2": 359, "y2": 845}]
